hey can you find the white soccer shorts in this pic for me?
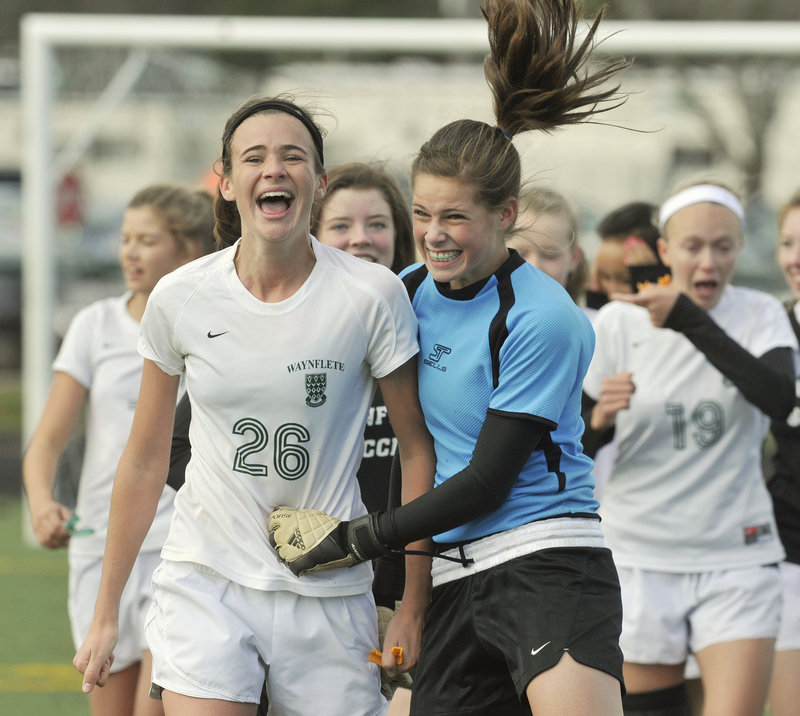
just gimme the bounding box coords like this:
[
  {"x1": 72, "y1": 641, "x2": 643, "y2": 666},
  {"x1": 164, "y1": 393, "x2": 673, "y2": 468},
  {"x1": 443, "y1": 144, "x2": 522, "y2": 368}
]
[
  {"x1": 618, "y1": 564, "x2": 781, "y2": 664},
  {"x1": 145, "y1": 559, "x2": 389, "y2": 715},
  {"x1": 776, "y1": 561, "x2": 800, "y2": 651}
]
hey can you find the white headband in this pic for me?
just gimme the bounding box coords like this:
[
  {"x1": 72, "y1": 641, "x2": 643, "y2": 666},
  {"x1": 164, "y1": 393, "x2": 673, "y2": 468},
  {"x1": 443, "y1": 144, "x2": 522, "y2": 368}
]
[{"x1": 658, "y1": 184, "x2": 745, "y2": 233}]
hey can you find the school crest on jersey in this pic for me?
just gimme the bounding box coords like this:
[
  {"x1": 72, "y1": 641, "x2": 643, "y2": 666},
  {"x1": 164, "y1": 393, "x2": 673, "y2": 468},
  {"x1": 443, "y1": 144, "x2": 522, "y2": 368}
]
[{"x1": 305, "y1": 373, "x2": 327, "y2": 407}]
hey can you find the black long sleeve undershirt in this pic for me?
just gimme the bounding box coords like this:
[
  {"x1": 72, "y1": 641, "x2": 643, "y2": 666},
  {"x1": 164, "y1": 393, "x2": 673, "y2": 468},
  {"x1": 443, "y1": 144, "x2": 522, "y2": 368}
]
[
  {"x1": 665, "y1": 294, "x2": 794, "y2": 421},
  {"x1": 375, "y1": 411, "x2": 551, "y2": 549},
  {"x1": 581, "y1": 294, "x2": 796, "y2": 458}
]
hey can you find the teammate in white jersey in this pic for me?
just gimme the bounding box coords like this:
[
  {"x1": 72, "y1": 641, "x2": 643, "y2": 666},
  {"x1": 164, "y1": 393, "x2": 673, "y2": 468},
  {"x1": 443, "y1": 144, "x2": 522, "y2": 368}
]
[
  {"x1": 166, "y1": 161, "x2": 418, "y2": 709},
  {"x1": 23, "y1": 184, "x2": 215, "y2": 716},
  {"x1": 582, "y1": 181, "x2": 797, "y2": 716},
  {"x1": 74, "y1": 96, "x2": 434, "y2": 716},
  {"x1": 765, "y1": 189, "x2": 800, "y2": 716}
]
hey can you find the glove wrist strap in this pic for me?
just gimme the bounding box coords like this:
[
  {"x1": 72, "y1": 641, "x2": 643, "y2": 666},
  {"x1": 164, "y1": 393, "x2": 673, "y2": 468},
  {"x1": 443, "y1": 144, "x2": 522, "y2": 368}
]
[{"x1": 346, "y1": 514, "x2": 389, "y2": 562}]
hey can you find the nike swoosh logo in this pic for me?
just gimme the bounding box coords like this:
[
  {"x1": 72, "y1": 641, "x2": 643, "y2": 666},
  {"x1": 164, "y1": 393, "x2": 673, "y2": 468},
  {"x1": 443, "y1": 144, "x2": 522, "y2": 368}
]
[
  {"x1": 207, "y1": 331, "x2": 228, "y2": 338},
  {"x1": 531, "y1": 641, "x2": 551, "y2": 656}
]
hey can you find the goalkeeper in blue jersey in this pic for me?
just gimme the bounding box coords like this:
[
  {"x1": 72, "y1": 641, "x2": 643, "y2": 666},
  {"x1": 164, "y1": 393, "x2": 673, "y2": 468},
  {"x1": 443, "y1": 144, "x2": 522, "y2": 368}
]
[{"x1": 269, "y1": 1, "x2": 629, "y2": 714}]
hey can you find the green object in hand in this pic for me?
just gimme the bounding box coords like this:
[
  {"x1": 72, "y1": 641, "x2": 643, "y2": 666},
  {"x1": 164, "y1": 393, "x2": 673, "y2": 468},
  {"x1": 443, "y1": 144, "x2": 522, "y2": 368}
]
[{"x1": 64, "y1": 515, "x2": 94, "y2": 537}]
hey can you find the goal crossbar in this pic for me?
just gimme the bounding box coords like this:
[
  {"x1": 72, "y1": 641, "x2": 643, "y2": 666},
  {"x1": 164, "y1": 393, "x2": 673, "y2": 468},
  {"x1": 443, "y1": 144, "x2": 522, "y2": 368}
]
[{"x1": 21, "y1": 14, "x2": 800, "y2": 439}]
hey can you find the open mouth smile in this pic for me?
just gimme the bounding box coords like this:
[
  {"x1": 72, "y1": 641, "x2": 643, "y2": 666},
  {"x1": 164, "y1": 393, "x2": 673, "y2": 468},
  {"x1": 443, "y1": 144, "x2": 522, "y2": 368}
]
[{"x1": 257, "y1": 190, "x2": 294, "y2": 215}]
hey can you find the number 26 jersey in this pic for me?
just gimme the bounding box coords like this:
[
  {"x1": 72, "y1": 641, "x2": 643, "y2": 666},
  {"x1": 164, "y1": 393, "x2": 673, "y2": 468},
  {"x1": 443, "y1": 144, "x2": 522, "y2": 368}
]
[{"x1": 138, "y1": 238, "x2": 418, "y2": 596}]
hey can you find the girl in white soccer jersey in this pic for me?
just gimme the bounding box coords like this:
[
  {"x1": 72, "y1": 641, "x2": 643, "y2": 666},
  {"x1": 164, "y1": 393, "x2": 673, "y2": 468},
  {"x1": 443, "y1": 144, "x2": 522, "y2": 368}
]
[
  {"x1": 165, "y1": 161, "x2": 418, "y2": 708},
  {"x1": 23, "y1": 184, "x2": 215, "y2": 716},
  {"x1": 270, "y1": 1, "x2": 629, "y2": 714},
  {"x1": 765, "y1": 189, "x2": 800, "y2": 716},
  {"x1": 582, "y1": 180, "x2": 797, "y2": 716},
  {"x1": 74, "y1": 95, "x2": 434, "y2": 716}
]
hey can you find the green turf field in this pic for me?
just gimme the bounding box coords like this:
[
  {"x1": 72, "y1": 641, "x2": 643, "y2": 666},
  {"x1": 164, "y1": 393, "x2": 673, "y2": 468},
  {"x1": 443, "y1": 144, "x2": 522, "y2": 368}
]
[{"x1": 0, "y1": 494, "x2": 89, "y2": 715}]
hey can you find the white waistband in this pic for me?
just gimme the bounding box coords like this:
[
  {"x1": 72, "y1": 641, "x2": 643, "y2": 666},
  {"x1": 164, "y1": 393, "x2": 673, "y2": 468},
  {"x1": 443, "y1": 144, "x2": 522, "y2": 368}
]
[{"x1": 431, "y1": 517, "x2": 606, "y2": 587}]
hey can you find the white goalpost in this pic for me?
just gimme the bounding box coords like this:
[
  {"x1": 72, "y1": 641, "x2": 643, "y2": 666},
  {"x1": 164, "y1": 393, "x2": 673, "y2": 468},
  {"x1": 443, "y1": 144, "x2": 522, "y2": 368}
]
[{"x1": 20, "y1": 13, "x2": 800, "y2": 442}]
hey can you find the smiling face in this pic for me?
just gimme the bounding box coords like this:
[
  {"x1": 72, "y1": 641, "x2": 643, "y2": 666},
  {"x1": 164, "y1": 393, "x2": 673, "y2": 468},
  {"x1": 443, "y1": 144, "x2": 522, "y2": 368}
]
[
  {"x1": 659, "y1": 201, "x2": 743, "y2": 311},
  {"x1": 118, "y1": 205, "x2": 188, "y2": 295},
  {"x1": 412, "y1": 174, "x2": 516, "y2": 289},
  {"x1": 316, "y1": 187, "x2": 396, "y2": 268},
  {"x1": 220, "y1": 111, "x2": 326, "y2": 247},
  {"x1": 506, "y1": 209, "x2": 579, "y2": 288},
  {"x1": 778, "y1": 206, "x2": 800, "y2": 299}
]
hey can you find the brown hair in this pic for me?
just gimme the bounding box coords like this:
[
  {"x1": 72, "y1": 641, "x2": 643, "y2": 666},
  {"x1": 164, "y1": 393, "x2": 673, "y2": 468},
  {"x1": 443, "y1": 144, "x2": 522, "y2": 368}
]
[
  {"x1": 412, "y1": 0, "x2": 627, "y2": 214},
  {"x1": 311, "y1": 162, "x2": 415, "y2": 274},
  {"x1": 127, "y1": 184, "x2": 215, "y2": 257},
  {"x1": 596, "y1": 201, "x2": 658, "y2": 242},
  {"x1": 213, "y1": 94, "x2": 327, "y2": 249}
]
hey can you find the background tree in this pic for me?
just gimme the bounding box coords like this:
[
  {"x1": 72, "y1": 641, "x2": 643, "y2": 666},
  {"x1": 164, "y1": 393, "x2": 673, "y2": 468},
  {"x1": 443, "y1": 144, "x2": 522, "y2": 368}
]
[{"x1": 583, "y1": 0, "x2": 800, "y2": 212}]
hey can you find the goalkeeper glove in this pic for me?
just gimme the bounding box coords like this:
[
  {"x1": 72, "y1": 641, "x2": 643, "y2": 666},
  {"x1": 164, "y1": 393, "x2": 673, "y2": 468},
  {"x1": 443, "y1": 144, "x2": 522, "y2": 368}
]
[{"x1": 268, "y1": 506, "x2": 390, "y2": 577}]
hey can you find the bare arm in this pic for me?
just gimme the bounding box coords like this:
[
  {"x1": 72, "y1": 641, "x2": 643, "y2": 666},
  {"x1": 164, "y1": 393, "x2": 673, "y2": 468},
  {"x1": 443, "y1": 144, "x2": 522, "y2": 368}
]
[
  {"x1": 22, "y1": 372, "x2": 87, "y2": 549},
  {"x1": 376, "y1": 356, "x2": 435, "y2": 675},
  {"x1": 73, "y1": 359, "x2": 179, "y2": 692}
]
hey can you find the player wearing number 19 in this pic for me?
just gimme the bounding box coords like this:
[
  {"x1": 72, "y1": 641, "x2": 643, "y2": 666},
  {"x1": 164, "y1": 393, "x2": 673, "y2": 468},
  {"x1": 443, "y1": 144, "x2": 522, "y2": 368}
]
[{"x1": 582, "y1": 180, "x2": 797, "y2": 716}]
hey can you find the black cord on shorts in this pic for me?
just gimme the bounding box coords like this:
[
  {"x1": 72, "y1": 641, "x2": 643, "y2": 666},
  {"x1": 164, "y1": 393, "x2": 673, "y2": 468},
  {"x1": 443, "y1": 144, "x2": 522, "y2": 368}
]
[{"x1": 397, "y1": 547, "x2": 475, "y2": 568}]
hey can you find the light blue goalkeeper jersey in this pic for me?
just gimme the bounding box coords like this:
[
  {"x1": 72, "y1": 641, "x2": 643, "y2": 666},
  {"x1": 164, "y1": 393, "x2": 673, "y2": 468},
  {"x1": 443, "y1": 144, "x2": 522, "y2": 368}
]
[{"x1": 401, "y1": 250, "x2": 598, "y2": 544}]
